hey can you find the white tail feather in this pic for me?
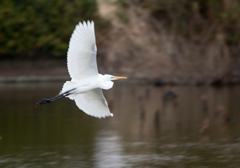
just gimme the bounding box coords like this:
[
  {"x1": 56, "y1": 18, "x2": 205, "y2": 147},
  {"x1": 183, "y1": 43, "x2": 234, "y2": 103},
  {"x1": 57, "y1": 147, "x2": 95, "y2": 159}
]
[{"x1": 60, "y1": 81, "x2": 77, "y2": 95}]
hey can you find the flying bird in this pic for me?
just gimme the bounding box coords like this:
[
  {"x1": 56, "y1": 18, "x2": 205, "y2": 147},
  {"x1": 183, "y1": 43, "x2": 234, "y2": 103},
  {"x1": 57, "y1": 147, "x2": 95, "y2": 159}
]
[{"x1": 37, "y1": 21, "x2": 127, "y2": 118}]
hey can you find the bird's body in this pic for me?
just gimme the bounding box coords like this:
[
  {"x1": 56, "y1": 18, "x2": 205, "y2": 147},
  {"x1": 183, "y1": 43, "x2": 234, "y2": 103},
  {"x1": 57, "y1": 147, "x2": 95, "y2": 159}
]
[
  {"x1": 37, "y1": 21, "x2": 126, "y2": 118},
  {"x1": 61, "y1": 74, "x2": 114, "y2": 95}
]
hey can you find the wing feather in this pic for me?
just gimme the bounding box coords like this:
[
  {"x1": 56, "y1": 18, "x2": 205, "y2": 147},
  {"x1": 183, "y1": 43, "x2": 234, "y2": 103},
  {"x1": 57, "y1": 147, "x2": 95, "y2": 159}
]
[
  {"x1": 67, "y1": 21, "x2": 98, "y2": 81},
  {"x1": 69, "y1": 89, "x2": 113, "y2": 118}
]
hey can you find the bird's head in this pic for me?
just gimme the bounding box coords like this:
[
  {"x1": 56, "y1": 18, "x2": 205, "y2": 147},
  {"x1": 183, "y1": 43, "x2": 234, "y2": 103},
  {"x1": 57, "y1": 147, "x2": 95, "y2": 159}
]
[{"x1": 100, "y1": 74, "x2": 127, "y2": 90}]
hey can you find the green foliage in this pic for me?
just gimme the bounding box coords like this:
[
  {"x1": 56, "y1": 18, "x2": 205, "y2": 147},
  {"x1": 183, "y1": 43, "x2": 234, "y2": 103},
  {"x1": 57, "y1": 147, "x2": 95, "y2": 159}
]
[{"x1": 0, "y1": 0, "x2": 100, "y2": 58}]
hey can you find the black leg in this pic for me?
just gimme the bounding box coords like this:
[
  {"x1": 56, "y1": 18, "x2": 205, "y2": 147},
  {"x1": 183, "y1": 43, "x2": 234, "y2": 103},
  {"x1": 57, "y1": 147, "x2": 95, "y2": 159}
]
[{"x1": 36, "y1": 88, "x2": 76, "y2": 105}]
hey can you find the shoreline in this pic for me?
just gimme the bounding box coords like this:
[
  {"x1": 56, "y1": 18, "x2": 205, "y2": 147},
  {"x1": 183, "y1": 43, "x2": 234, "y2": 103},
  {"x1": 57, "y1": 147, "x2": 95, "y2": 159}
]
[
  {"x1": 0, "y1": 75, "x2": 239, "y2": 86},
  {"x1": 1, "y1": 60, "x2": 239, "y2": 86}
]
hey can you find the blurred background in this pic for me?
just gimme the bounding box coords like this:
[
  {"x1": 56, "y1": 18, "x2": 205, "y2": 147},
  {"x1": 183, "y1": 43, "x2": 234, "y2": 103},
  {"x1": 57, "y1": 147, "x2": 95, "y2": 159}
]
[
  {"x1": 1, "y1": 0, "x2": 240, "y2": 84},
  {"x1": 1, "y1": 0, "x2": 240, "y2": 167}
]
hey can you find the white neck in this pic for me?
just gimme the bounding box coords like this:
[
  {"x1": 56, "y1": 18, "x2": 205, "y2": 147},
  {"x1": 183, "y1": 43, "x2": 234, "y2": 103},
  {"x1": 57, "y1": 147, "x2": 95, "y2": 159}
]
[{"x1": 98, "y1": 74, "x2": 114, "y2": 90}]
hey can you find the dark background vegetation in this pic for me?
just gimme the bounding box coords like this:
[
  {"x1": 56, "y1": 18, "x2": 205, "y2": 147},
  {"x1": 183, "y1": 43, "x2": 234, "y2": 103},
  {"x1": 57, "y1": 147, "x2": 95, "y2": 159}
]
[
  {"x1": 1, "y1": 0, "x2": 240, "y2": 84},
  {"x1": 0, "y1": 0, "x2": 101, "y2": 58},
  {"x1": 116, "y1": 0, "x2": 240, "y2": 48},
  {"x1": 1, "y1": 0, "x2": 240, "y2": 58},
  {"x1": 139, "y1": 0, "x2": 240, "y2": 45}
]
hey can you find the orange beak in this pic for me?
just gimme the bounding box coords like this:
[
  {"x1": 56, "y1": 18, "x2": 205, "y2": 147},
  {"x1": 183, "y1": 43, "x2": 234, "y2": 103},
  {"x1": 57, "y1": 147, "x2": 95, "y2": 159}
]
[{"x1": 114, "y1": 76, "x2": 127, "y2": 79}]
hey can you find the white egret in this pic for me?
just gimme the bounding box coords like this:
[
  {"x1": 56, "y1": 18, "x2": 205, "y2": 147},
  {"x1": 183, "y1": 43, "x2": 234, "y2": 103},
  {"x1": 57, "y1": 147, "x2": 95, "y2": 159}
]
[{"x1": 37, "y1": 21, "x2": 127, "y2": 118}]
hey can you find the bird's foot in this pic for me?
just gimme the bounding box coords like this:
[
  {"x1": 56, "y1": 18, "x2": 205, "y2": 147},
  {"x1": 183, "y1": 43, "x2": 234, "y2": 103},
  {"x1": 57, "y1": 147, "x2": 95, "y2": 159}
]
[{"x1": 36, "y1": 99, "x2": 52, "y2": 105}]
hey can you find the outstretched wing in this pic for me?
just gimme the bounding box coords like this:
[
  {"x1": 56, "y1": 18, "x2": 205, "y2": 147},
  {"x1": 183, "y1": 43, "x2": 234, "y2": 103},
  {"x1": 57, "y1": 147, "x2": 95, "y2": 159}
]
[
  {"x1": 67, "y1": 21, "x2": 98, "y2": 82},
  {"x1": 69, "y1": 88, "x2": 113, "y2": 118}
]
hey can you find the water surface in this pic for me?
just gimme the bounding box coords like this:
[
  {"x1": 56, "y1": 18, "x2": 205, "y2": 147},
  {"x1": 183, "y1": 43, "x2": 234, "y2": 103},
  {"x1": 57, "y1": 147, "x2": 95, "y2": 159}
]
[{"x1": 0, "y1": 83, "x2": 240, "y2": 167}]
